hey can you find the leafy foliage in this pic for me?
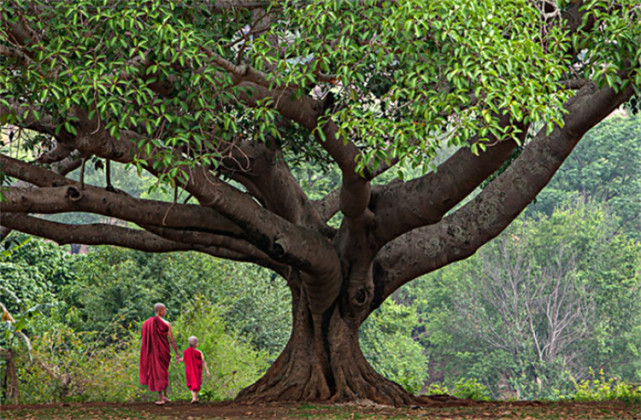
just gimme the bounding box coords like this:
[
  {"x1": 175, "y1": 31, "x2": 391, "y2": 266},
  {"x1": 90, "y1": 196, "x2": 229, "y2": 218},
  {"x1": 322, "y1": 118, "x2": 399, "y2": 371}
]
[
  {"x1": 0, "y1": 234, "x2": 74, "y2": 313},
  {"x1": 400, "y1": 200, "x2": 641, "y2": 399},
  {"x1": 59, "y1": 246, "x2": 292, "y2": 356},
  {"x1": 17, "y1": 325, "x2": 146, "y2": 404},
  {"x1": 360, "y1": 299, "x2": 428, "y2": 394},
  {"x1": 2, "y1": 0, "x2": 638, "y2": 178},
  {"x1": 259, "y1": 0, "x2": 573, "y2": 170},
  {"x1": 170, "y1": 297, "x2": 271, "y2": 401},
  {"x1": 574, "y1": 0, "x2": 641, "y2": 91},
  {"x1": 528, "y1": 113, "x2": 641, "y2": 240},
  {"x1": 424, "y1": 378, "x2": 491, "y2": 401},
  {"x1": 18, "y1": 301, "x2": 270, "y2": 404},
  {"x1": 61, "y1": 247, "x2": 226, "y2": 337},
  {"x1": 567, "y1": 369, "x2": 641, "y2": 405}
]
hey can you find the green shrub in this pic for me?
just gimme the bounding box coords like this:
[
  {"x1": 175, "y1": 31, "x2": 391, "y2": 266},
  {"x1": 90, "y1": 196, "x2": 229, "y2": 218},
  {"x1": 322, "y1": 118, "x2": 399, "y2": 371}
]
[
  {"x1": 424, "y1": 379, "x2": 491, "y2": 401},
  {"x1": 569, "y1": 369, "x2": 641, "y2": 404},
  {"x1": 18, "y1": 298, "x2": 271, "y2": 404},
  {"x1": 359, "y1": 299, "x2": 429, "y2": 394},
  {"x1": 452, "y1": 378, "x2": 491, "y2": 401},
  {"x1": 18, "y1": 326, "x2": 146, "y2": 404},
  {"x1": 168, "y1": 297, "x2": 270, "y2": 401},
  {"x1": 423, "y1": 382, "x2": 449, "y2": 395}
]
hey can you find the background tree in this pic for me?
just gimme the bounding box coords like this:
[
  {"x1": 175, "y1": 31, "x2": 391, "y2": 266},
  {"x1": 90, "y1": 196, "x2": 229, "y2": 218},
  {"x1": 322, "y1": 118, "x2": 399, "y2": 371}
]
[
  {"x1": 63, "y1": 247, "x2": 293, "y2": 355},
  {"x1": 0, "y1": 0, "x2": 639, "y2": 404},
  {"x1": 359, "y1": 299, "x2": 429, "y2": 394},
  {"x1": 403, "y1": 201, "x2": 641, "y2": 399},
  {"x1": 528, "y1": 113, "x2": 641, "y2": 240}
]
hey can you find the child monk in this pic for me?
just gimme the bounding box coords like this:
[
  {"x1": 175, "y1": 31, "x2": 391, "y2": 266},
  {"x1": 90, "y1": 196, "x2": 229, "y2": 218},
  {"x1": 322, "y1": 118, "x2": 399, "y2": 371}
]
[{"x1": 180, "y1": 336, "x2": 211, "y2": 403}]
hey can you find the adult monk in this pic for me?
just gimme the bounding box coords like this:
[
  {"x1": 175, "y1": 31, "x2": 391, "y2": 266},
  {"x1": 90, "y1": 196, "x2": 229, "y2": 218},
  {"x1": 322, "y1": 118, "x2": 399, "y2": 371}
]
[{"x1": 140, "y1": 303, "x2": 180, "y2": 405}]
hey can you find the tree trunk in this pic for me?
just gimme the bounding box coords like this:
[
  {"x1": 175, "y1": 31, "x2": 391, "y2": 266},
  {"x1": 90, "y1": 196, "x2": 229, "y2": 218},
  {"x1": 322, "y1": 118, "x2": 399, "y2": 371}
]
[
  {"x1": 236, "y1": 279, "x2": 415, "y2": 406},
  {"x1": 1, "y1": 348, "x2": 19, "y2": 404}
]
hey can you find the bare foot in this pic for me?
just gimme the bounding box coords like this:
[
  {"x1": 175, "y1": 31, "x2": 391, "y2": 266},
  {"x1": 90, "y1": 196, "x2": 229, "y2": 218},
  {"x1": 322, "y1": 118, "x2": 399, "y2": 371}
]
[
  {"x1": 154, "y1": 400, "x2": 165, "y2": 406},
  {"x1": 163, "y1": 396, "x2": 171, "y2": 402}
]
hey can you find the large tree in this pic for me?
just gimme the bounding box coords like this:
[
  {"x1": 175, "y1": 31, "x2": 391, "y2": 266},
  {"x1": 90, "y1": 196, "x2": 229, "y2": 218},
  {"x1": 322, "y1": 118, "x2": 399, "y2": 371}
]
[{"x1": 0, "y1": 0, "x2": 639, "y2": 405}]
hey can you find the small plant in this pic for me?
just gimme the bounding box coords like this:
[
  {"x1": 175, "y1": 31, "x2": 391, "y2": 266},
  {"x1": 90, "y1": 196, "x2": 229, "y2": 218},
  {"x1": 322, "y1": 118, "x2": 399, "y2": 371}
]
[
  {"x1": 569, "y1": 368, "x2": 641, "y2": 405},
  {"x1": 423, "y1": 379, "x2": 491, "y2": 401},
  {"x1": 452, "y1": 378, "x2": 491, "y2": 401},
  {"x1": 0, "y1": 236, "x2": 31, "y2": 260},
  {"x1": 424, "y1": 382, "x2": 450, "y2": 395},
  {"x1": 198, "y1": 389, "x2": 216, "y2": 401}
]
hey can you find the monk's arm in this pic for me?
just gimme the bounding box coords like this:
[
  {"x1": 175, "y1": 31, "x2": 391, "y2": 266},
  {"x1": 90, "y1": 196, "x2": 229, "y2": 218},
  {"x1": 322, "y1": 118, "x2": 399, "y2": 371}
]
[
  {"x1": 167, "y1": 323, "x2": 180, "y2": 361},
  {"x1": 202, "y1": 353, "x2": 211, "y2": 377}
]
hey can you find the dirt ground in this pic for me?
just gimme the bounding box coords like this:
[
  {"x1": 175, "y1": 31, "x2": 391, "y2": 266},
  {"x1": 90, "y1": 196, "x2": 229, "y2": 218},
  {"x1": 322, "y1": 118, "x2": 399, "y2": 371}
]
[{"x1": 1, "y1": 399, "x2": 640, "y2": 420}]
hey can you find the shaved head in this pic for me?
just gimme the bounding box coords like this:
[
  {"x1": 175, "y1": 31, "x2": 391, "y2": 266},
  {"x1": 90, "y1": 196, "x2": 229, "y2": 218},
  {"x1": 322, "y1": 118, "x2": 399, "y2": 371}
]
[
  {"x1": 188, "y1": 336, "x2": 198, "y2": 347},
  {"x1": 154, "y1": 303, "x2": 166, "y2": 314}
]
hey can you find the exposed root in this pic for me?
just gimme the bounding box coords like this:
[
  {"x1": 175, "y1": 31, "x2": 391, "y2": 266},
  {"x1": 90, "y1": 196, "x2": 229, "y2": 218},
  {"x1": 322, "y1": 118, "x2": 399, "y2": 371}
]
[
  {"x1": 236, "y1": 347, "x2": 331, "y2": 403},
  {"x1": 237, "y1": 281, "x2": 420, "y2": 406},
  {"x1": 329, "y1": 348, "x2": 415, "y2": 406}
]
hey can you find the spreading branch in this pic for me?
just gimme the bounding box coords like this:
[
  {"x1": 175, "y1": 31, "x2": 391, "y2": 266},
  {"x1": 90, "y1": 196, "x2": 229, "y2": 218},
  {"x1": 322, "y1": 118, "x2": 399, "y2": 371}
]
[
  {"x1": 0, "y1": 99, "x2": 341, "y2": 298},
  {"x1": 0, "y1": 213, "x2": 249, "y2": 261},
  {"x1": 0, "y1": 184, "x2": 243, "y2": 237},
  {"x1": 375, "y1": 82, "x2": 635, "y2": 303},
  {"x1": 372, "y1": 122, "x2": 525, "y2": 246}
]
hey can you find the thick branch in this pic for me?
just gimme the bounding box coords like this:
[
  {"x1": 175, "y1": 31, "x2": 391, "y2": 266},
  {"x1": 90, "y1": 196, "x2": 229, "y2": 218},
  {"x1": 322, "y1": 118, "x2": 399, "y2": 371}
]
[
  {"x1": 375, "y1": 82, "x2": 634, "y2": 303},
  {"x1": 372, "y1": 122, "x2": 524, "y2": 245},
  {"x1": 0, "y1": 184, "x2": 243, "y2": 237},
  {"x1": 219, "y1": 139, "x2": 330, "y2": 234},
  {"x1": 184, "y1": 167, "x2": 342, "y2": 312},
  {"x1": 311, "y1": 188, "x2": 340, "y2": 223},
  {"x1": 0, "y1": 151, "x2": 242, "y2": 236},
  {"x1": 49, "y1": 153, "x2": 82, "y2": 176},
  {"x1": 36, "y1": 141, "x2": 74, "y2": 164},
  {"x1": 141, "y1": 225, "x2": 281, "y2": 270},
  {"x1": 369, "y1": 1, "x2": 602, "y2": 248},
  {"x1": 0, "y1": 154, "x2": 74, "y2": 187},
  {"x1": 0, "y1": 213, "x2": 247, "y2": 261},
  {"x1": 237, "y1": 81, "x2": 372, "y2": 223},
  {"x1": 0, "y1": 153, "x2": 79, "y2": 240},
  {"x1": 0, "y1": 156, "x2": 280, "y2": 268}
]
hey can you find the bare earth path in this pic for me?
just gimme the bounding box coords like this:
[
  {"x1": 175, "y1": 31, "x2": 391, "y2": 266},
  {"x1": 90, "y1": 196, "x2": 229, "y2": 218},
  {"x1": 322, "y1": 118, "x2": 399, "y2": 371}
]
[{"x1": 1, "y1": 400, "x2": 640, "y2": 419}]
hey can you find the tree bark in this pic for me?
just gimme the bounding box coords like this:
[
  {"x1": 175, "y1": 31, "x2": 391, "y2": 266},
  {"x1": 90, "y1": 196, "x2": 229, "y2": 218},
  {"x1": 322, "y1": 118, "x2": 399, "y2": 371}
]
[
  {"x1": 1, "y1": 348, "x2": 19, "y2": 404},
  {"x1": 236, "y1": 271, "x2": 415, "y2": 406}
]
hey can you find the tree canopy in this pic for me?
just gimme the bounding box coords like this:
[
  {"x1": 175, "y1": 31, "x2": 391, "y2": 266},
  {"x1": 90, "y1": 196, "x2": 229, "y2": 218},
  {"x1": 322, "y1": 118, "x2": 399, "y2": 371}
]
[{"x1": 1, "y1": 0, "x2": 640, "y2": 405}]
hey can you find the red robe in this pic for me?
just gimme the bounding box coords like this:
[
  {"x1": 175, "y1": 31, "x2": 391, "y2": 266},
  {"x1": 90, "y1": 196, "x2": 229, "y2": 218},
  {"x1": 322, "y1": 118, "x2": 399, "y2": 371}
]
[
  {"x1": 183, "y1": 347, "x2": 204, "y2": 392},
  {"x1": 140, "y1": 316, "x2": 170, "y2": 391}
]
